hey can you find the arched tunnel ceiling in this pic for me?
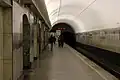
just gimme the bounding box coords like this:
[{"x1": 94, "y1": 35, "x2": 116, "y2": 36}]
[{"x1": 45, "y1": 0, "x2": 120, "y2": 33}]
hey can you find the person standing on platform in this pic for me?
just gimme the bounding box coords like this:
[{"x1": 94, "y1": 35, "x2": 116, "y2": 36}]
[
  {"x1": 53, "y1": 36, "x2": 56, "y2": 44},
  {"x1": 49, "y1": 35, "x2": 54, "y2": 51},
  {"x1": 58, "y1": 35, "x2": 64, "y2": 48},
  {"x1": 58, "y1": 36, "x2": 61, "y2": 47},
  {"x1": 60, "y1": 35, "x2": 64, "y2": 48}
]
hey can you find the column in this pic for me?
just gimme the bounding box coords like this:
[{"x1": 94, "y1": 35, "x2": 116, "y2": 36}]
[
  {"x1": 0, "y1": 7, "x2": 4, "y2": 80},
  {"x1": 3, "y1": 8, "x2": 13, "y2": 80},
  {"x1": 41, "y1": 23, "x2": 44, "y2": 51},
  {"x1": 30, "y1": 25, "x2": 34, "y2": 63},
  {"x1": 34, "y1": 25, "x2": 38, "y2": 59}
]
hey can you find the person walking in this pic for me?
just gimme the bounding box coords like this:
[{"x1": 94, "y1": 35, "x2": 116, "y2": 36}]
[
  {"x1": 53, "y1": 36, "x2": 56, "y2": 44},
  {"x1": 49, "y1": 35, "x2": 54, "y2": 51},
  {"x1": 58, "y1": 36, "x2": 61, "y2": 47}
]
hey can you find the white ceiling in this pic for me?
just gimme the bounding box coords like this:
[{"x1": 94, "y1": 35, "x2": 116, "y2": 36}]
[{"x1": 45, "y1": 0, "x2": 120, "y2": 33}]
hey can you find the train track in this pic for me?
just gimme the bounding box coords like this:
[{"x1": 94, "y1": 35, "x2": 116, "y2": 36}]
[{"x1": 74, "y1": 42, "x2": 120, "y2": 79}]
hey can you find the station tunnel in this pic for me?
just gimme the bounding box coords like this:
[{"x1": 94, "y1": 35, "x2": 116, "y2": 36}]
[{"x1": 51, "y1": 23, "x2": 76, "y2": 47}]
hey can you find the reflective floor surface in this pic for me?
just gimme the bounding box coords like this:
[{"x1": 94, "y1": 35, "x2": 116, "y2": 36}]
[{"x1": 18, "y1": 44, "x2": 118, "y2": 80}]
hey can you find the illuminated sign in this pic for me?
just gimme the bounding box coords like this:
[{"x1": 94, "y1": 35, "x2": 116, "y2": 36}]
[{"x1": 57, "y1": 28, "x2": 66, "y2": 30}]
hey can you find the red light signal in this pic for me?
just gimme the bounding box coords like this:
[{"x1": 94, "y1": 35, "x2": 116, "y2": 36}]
[{"x1": 57, "y1": 28, "x2": 66, "y2": 30}]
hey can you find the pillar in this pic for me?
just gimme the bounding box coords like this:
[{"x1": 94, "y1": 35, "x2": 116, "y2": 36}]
[
  {"x1": 34, "y1": 25, "x2": 38, "y2": 60},
  {"x1": 0, "y1": 7, "x2": 4, "y2": 80},
  {"x1": 41, "y1": 23, "x2": 45, "y2": 51},
  {"x1": 0, "y1": 7, "x2": 13, "y2": 80}
]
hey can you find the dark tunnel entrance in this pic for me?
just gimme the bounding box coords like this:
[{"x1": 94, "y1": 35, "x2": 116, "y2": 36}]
[
  {"x1": 51, "y1": 23, "x2": 76, "y2": 47},
  {"x1": 61, "y1": 32, "x2": 76, "y2": 47}
]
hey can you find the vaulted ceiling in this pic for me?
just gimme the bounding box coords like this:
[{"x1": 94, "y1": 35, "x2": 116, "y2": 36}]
[{"x1": 45, "y1": 0, "x2": 120, "y2": 33}]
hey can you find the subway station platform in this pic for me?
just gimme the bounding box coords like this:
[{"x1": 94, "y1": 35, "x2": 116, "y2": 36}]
[{"x1": 20, "y1": 44, "x2": 118, "y2": 80}]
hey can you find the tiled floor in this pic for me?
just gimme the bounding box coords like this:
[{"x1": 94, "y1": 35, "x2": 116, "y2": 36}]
[{"x1": 20, "y1": 44, "x2": 118, "y2": 80}]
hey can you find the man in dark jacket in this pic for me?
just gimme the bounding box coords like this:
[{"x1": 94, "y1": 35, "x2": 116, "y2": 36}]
[
  {"x1": 58, "y1": 36, "x2": 61, "y2": 47},
  {"x1": 58, "y1": 35, "x2": 64, "y2": 48},
  {"x1": 53, "y1": 36, "x2": 56, "y2": 44},
  {"x1": 49, "y1": 35, "x2": 54, "y2": 51},
  {"x1": 60, "y1": 35, "x2": 64, "y2": 48}
]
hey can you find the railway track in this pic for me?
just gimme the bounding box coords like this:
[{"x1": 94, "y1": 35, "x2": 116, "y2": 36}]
[{"x1": 74, "y1": 42, "x2": 120, "y2": 79}]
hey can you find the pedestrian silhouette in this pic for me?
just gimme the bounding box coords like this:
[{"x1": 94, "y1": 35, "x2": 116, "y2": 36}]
[
  {"x1": 49, "y1": 35, "x2": 54, "y2": 51},
  {"x1": 58, "y1": 35, "x2": 64, "y2": 48}
]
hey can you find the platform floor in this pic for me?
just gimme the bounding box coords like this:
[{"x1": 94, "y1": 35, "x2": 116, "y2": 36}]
[{"x1": 20, "y1": 44, "x2": 118, "y2": 80}]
